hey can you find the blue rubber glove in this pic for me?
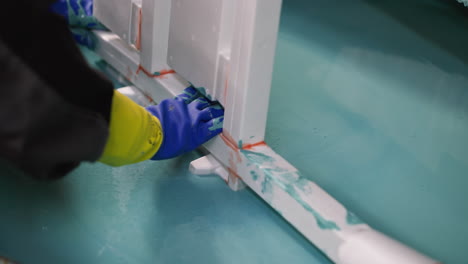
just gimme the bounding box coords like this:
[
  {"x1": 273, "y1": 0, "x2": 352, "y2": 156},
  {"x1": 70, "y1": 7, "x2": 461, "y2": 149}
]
[
  {"x1": 50, "y1": 0, "x2": 105, "y2": 48},
  {"x1": 146, "y1": 87, "x2": 224, "y2": 160}
]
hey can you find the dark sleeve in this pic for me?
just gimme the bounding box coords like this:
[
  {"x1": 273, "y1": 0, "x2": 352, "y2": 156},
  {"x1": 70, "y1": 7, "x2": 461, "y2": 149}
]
[
  {"x1": 0, "y1": 1, "x2": 114, "y2": 180},
  {"x1": 0, "y1": 0, "x2": 114, "y2": 122}
]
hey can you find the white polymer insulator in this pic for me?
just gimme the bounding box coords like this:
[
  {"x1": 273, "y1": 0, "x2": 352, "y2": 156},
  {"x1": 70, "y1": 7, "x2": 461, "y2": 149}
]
[
  {"x1": 189, "y1": 155, "x2": 218, "y2": 176},
  {"x1": 338, "y1": 229, "x2": 439, "y2": 264}
]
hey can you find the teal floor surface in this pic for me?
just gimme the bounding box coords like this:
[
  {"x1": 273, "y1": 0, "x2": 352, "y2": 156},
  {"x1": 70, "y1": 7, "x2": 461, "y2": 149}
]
[{"x1": 1, "y1": 0, "x2": 468, "y2": 263}]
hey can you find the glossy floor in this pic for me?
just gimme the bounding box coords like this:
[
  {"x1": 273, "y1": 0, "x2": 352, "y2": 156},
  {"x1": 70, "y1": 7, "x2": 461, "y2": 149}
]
[{"x1": 1, "y1": 0, "x2": 467, "y2": 263}]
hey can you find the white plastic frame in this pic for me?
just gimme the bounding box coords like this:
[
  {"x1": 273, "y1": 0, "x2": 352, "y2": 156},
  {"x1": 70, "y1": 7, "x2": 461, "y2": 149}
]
[{"x1": 92, "y1": 1, "x2": 439, "y2": 263}]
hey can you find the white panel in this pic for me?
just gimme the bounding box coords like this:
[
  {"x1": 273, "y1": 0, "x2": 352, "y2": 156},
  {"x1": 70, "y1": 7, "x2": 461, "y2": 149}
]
[
  {"x1": 166, "y1": 0, "x2": 280, "y2": 144},
  {"x1": 94, "y1": 0, "x2": 132, "y2": 42},
  {"x1": 95, "y1": 0, "x2": 141, "y2": 46},
  {"x1": 167, "y1": 0, "x2": 236, "y2": 101}
]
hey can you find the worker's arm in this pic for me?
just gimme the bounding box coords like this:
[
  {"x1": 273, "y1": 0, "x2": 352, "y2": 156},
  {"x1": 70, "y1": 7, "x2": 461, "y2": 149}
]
[
  {"x1": 0, "y1": 38, "x2": 110, "y2": 180},
  {"x1": 0, "y1": 0, "x2": 223, "y2": 180},
  {"x1": 47, "y1": 0, "x2": 226, "y2": 164},
  {"x1": 99, "y1": 88, "x2": 224, "y2": 166},
  {"x1": 0, "y1": 0, "x2": 114, "y2": 124},
  {"x1": 0, "y1": 0, "x2": 114, "y2": 180}
]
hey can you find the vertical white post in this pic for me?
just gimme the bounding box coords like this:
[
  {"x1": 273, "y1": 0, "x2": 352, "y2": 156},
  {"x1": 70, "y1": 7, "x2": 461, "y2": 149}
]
[
  {"x1": 140, "y1": 0, "x2": 172, "y2": 72},
  {"x1": 224, "y1": 0, "x2": 282, "y2": 145}
]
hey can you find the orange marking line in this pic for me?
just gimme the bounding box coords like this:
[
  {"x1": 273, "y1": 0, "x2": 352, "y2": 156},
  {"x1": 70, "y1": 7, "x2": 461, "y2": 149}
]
[
  {"x1": 142, "y1": 92, "x2": 155, "y2": 104},
  {"x1": 221, "y1": 133, "x2": 266, "y2": 152},
  {"x1": 125, "y1": 66, "x2": 133, "y2": 81},
  {"x1": 223, "y1": 77, "x2": 228, "y2": 104},
  {"x1": 220, "y1": 133, "x2": 237, "y2": 152},
  {"x1": 228, "y1": 153, "x2": 241, "y2": 183},
  {"x1": 136, "y1": 65, "x2": 176, "y2": 78},
  {"x1": 158, "y1": 69, "x2": 177, "y2": 76},
  {"x1": 221, "y1": 132, "x2": 242, "y2": 162},
  {"x1": 221, "y1": 134, "x2": 267, "y2": 186},
  {"x1": 228, "y1": 168, "x2": 238, "y2": 177},
  {"x1": 227, "y1": 167, "x2": 241, "y2": 183},
  {"x1": 223, "y1": 68, "x2": 230, "y2": 104},
  {"x1": 241, "y1": 141, "x2": 266, "y2": 150}
]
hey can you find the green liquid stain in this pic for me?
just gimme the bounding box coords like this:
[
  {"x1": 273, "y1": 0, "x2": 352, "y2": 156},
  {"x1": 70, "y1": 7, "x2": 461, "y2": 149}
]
[
  {"x1": 267, "y1": 169, "x2": 310, "y2": 193},
  {"x1": 240, "y1": 142, "x2": 339, "y2": 230},
  {"x1": 284, "y1": 181, "x2": 339, "y2": 230},
  {"x1": 240, "y1": 150, "x2": 275, "y2": 164},
  {"x1": 182, "y1": 89, "x2": 199, "y2": 104},
  {"x1": 70, "y1": 28, "x2": 97, "y2": 49},
  {"x1": 346, "y1": 210, "x2": 364, "y2": 225},
  {"x1": 261, "y1": 175, "x2": 273, "y2": 194},
  {"x1": 210, "y1": 104, "x2": 224, "y2": 110},
  {"x1": 208, "y1": 117, "x2": 224, "y2": 131},
  {"x1": 250, "y1": 171, "x2": 259, "y2": 181},
  {"x1": 195, "y1": 87, "x2": 213, "y2": 101},
  {"x1": 194, "y1": 98, "x2": 209, "y2": 105},
  {"x1": 262, "y1": 169, "x2": 339, "y2": 231}
]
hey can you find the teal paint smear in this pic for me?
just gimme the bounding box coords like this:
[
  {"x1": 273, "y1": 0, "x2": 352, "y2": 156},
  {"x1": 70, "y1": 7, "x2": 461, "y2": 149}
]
[
  {"x1": 250, "y1": 171, "x2": 259, "y2": 181},
  {"x1": 70, "y1": 28, "x2": 97, "y2": 49},
  {"x1": 194, "y1": 87, "x2": 213, "y2": 101},
  {"x1": 208, "y1": 117, "x2": 224, "y2": 131},
  {"x1": 261, "y1": 175, "x2": 273, "y2": 194},
  {"x1": 181, "y1": 89, "x2": 199, "y2": 104},
  {"x1": 66, "y1": 0, "x2": 105, "y2": 29},
  {"x1": 266, "y1": 169, "x2": 310, "y2": 192},
  {"x1": 346, "y1": 211, "x2": 364, "y2": 225},
  {"x1": 286, "y1": 185, "x2": 340, "y2": 230},
  {"x1": 238, "y1": 140, "x2": 243, "y2": 149},
  {"x1": 240, "y1": 150, "x2": 275, "y2": 164},
  {"x1": 285, "y1": 174, "x2": 311, "y2": 193},
  {"x1": 194, "y1": 98, "x2": 209, "y2": 105},
  {"x1": 184, "y1": 83, "x2": 224, "y2": 108},
  {"x1": 261, "y1": 171, "x2": 339, "y2": 231},
  {"x1": 210, "y1": 104, "x2": 224, "y2": 110}
]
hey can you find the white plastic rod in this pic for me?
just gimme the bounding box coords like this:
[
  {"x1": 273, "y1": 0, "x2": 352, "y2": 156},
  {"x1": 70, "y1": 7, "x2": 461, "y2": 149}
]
[{"x1": 339, "y1": 229, "x2": 440, "y2": 264}]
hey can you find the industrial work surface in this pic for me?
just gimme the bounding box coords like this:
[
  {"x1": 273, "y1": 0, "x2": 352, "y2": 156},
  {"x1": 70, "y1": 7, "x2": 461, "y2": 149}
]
[{"x1": 1, "y1": 0, "x2": 468, "y2": 263}]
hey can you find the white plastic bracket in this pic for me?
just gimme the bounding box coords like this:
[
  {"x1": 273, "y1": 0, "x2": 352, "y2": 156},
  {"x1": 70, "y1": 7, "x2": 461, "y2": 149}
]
[{"x1": 189, "y1": 154, "x2": 246, "y2": 191}]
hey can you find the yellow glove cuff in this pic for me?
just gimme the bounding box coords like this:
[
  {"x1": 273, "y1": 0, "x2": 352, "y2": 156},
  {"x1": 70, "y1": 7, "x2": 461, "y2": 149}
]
[{"x1": 99, "y1": 90, "x2": 163, "y2": 166}]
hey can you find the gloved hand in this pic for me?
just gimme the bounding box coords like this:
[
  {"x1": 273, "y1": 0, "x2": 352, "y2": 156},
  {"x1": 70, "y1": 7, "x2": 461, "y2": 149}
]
[
  {"x1": 50, "y1": 0, "x2": 105, "y2": 48},
  {"x1": 99, "y1": 87, "x2": 223, "y2": 167},
  {"x1": 146, "y1": 87, "x2": 224, "y2": 160}
]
